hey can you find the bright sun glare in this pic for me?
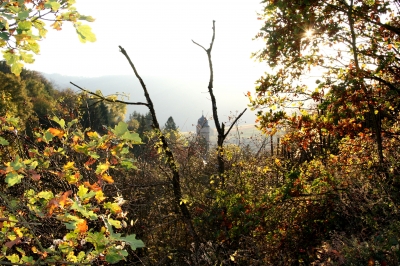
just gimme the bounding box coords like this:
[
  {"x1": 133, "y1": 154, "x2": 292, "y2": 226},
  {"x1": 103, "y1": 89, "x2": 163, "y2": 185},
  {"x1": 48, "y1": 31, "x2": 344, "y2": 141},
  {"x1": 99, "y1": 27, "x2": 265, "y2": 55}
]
[{"x1": 305, "y1": 29, "x2": 313, "y2": 38}]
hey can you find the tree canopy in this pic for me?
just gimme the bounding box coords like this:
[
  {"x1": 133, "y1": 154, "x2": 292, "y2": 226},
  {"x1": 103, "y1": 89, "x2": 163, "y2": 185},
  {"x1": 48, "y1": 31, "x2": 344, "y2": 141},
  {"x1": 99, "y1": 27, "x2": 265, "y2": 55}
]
[
  {"x1": 245, "y1": 0, "x2": 400, "y2": 263},
  {"x1": 0, "y1": 0, "x2": 95, "y2": 75}
]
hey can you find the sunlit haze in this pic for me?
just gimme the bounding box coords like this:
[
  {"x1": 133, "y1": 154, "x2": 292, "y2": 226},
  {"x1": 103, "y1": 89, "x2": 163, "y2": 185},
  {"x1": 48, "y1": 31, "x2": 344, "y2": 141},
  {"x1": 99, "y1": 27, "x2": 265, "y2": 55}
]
[{"x1": 25, "y1": 0, "x2": 267, "y2": 131}]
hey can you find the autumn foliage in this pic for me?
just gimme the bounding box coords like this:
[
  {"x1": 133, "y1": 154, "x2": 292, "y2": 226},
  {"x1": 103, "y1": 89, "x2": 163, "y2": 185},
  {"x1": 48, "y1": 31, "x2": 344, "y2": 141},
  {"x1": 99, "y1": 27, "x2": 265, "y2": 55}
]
[
  {"x1": 2, "y1": 0, "x2": 400, "y2": 264},
  {"x1": 0, "y1": 115, "x2": 144, "y2": 264}
]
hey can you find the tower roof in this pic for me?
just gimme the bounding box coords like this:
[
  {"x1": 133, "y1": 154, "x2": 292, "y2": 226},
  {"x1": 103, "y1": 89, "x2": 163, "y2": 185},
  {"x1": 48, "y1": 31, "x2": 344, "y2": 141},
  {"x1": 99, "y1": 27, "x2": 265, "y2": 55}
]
[{"x1": 197, "y1": 115, "x2": 209, "y2": 127}]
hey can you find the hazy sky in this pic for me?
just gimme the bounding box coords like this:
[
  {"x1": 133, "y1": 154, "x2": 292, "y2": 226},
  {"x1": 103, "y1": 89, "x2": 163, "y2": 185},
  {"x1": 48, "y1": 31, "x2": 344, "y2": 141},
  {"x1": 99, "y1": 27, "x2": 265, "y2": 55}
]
[{"x1": 25, "y1": 0, "x2": 267, "y2": 129}]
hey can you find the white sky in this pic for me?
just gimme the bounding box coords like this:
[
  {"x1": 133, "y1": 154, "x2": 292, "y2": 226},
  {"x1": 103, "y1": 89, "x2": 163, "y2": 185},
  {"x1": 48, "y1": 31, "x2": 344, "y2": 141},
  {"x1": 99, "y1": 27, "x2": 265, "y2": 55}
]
[
  {"x1": 25, "y1": 0, "x2": 268, "y2": 130},
  {"x1": 27, "y1": 0, "x2": 265, "y2": 81}
]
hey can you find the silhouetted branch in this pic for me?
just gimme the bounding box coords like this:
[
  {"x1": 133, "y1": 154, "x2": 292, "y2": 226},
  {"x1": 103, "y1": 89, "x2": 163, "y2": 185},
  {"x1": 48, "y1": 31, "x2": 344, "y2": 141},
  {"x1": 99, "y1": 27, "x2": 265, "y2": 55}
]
[
  {"x1": 193, "y1": 20, "x2": 245, "y2": 186},
  {"x1": 224, "y1": 108, "x2": 247, "y2": 139},
  {"x1": 118, "y1": 45, "x2": 200, "y2": 251},
  {"x1": 70, "y1": 82, "x2": 149, "y2": 107}
]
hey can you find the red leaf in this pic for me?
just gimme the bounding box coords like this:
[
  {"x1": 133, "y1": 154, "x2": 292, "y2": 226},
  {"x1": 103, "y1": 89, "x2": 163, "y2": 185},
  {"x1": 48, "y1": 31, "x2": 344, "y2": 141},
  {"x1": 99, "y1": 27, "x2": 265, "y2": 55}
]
[{"x1": 5, "y1": 237, "x2": 21, "y2": 248}]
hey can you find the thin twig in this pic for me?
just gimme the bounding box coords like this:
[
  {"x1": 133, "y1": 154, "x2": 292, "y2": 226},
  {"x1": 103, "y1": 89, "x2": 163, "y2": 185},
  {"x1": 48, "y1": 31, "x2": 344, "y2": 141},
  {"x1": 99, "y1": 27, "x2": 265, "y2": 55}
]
[
  {"x1": 224, "y1": 108, "x2": 247, "y2": 139},
  {"x1": 70, "y1": 82, "x2": 149, "y2": 107}
]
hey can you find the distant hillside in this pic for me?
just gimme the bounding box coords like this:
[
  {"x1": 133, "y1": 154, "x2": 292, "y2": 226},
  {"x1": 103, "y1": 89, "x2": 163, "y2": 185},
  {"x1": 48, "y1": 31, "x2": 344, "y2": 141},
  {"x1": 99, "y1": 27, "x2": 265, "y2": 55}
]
[{"x1": 43, "y1": 73, "x2": 257, "y2": 133}]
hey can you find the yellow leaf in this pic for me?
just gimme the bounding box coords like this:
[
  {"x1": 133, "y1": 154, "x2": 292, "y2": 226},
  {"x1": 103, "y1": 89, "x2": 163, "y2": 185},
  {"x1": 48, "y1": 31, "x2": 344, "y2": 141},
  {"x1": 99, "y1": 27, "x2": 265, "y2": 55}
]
[
  {"x1": 95, "y1": 190, "x2": 106, "y2": 203},
  {"x1": 63, "y1": 162, "x2": 76, "y2": 171},
  {"x1": 95, "y1": 161, "x2": 110, "y2": 174},
  {"x1": 66, "y1": 172, "x2": 81, "y2": 184},
  {"x1": 275, "y1": 158, "x2": 281, "y2": 167},
  {"x1": 87, "y1": 131, "x2": 99, "y2": 138},
  {"x1": 13, "y1": 227, "x2": 23, "y2": 237}
]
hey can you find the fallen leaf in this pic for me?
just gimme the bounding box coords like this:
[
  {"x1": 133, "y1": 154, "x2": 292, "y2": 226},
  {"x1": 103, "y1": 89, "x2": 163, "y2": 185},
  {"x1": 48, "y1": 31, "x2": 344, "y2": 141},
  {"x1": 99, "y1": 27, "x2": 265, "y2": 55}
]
[{"x1": 5, "y1": 237, "x2": 21, "y2": 248}]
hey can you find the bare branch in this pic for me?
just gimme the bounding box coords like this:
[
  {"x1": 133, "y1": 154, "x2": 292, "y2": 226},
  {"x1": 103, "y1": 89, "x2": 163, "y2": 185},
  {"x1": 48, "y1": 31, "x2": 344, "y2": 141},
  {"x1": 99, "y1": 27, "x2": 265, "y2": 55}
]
[
  {"x1": 70, "y1": 82, "x2": 149, "y2": 107},
  {"x1": 193, "y1": 20, "x2": 221, "y2": 135},
  {"x1": 192, "y1": 40, "x2": 207, "y2": 52},
  {"x1": 223, "y1": 108, "x2": 247, "y2": 139},
  {"x1": 193, "y1": 20, "x2": 245, "y2": 186},
  {"x1": 118, "y1": 45, "x2": 200, "y2": 248},
  {"x1": 209, "y1": 20, "x2": 216, "y2": 52}
]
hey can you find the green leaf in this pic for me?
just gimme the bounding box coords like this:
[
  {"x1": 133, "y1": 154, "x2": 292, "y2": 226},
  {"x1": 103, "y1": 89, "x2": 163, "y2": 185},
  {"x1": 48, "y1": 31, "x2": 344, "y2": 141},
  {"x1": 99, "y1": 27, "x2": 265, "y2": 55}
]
[
  {"x1": 70, "y1": 201, "x2": 98, "y2": 220},
  {"x1": 120, "y1": 160, "x2": 135, "y2": 170},
  {"x1": 121, "y1": 131, "x2": 142, "y2": 143},
  {"x1": 10, "y1": 155, "x2": 24, "y2": 171},
  {"x1": 5, "y1": 172, "x2": 24, "y2": 187},
  {"x1": 52, "y1": 116, "x2": 65, "y2": 129},
  {"x1": 18, "y1": 21, "x2": 32, "y2": 31},
  {"x1": 0, "y1": 32, "x2": 9, "y2": 41},
  {"x1": 86, "y1": 231, "x2": 109, "y2": 253},
  {"x1": 79, "y1": 15, "x2": 96, "y2": 22},
  {"x1": 37, "y1": 191, "x2": 54, "y2": 200},
  {"x1": 44, "y1": 1, "x2": 61, "y2": 11},
  {"x1": 88, "y1": 151, "x2": 100, "y2": 159},
  {"x1": 8, "y1": 6, "x2": 20, "y2": 13},
  {"x1": 105, "y1": 247, "x2": 128, "y2": 264},
  {"x1": 104, "y1": 202, "x2": 122, "y2": 214},
  {"x1": 119, "y1": 234, "x2": 145, "y2": 250},
  {"x1": 21, "y1": 256, "x2": 34, "y2": 263},
  {"x1": 0, "y1": 136, "x2": 9, "y2": 145},
  {"x1": 76, "y1": 24, "x2": 96, "y2": 43},
  {"x1": 43, "y1": 131, "x2": 54, "y2": 143},
  {"x1": 18, "y1": 10, "x2": 29, "y2": 20},
  {"x1": 77, "y1": 185, "x2": 96, "y2": 201},
  {"x1": 112, "y1": 121, "x2": 128, "y2": 137},
  {"x1": 108, "y1": 218, "x2": 122, "y2": 229}
]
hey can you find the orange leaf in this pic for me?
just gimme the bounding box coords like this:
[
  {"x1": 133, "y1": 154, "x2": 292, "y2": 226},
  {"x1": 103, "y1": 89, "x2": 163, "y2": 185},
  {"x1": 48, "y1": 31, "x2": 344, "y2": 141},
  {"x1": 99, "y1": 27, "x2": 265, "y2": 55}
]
[
  {"x1": 59, "y1": 190, "x2": 73, "y2": 208},
  {"x1": 43, "y1": 147, "x2": 54, "y2": 156},
  {"x1": 388, "y1": 43, "x2": 393, "y2": 50},
  {"x1": 48, "y1": 128, "x2": 64, "y2": 138},
  {"x1": 101, "y1": 174, "x2": 114, "y2": 184},
  {"x1": 84, "y1": 157, "x2": 96, "y2": 170},
  {"x1": 76, "y1": 220, "x2": 88, "y2": 233},
  {"x1": 83, "y1": 181, "x2": 102, "y2": 192},
  {"x1": 47, "y1": 198, "x2": 59, "y2": 216},
  {"x1": 72, "y1": 135, "x2": 80, "y2": 144}
]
